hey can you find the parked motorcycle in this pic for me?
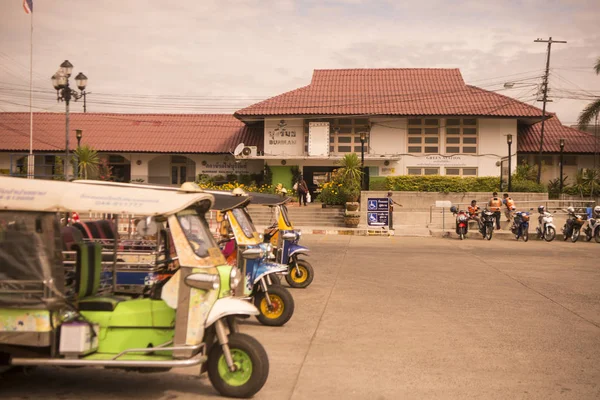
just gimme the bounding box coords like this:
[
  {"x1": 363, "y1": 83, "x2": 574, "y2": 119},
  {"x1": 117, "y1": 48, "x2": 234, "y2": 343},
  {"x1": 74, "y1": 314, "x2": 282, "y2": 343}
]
[
  {"x1": 536, "y1": 205, "x2": 556, "y2": 242},
  {"x1": 480, "y1": 209, "x2": 495, "y2": 240},
  {"x1": 562, "y1": 206, "x2": 588, "y2": 243},
  {"x1": 582, "y1": 205, "x2": 600, "y2": 243},
  {"x1": 450, "y1": 206, "x2": 469, "y2": 240},
  {"x1": 511, "y1": 210, "x2": 530, "y2": 241}
]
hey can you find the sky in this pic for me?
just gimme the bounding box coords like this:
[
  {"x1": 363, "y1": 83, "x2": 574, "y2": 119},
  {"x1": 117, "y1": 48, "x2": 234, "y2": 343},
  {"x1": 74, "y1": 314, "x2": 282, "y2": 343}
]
[{"x1": 1, "y1": 0, "x2": 599, "y2": 126}]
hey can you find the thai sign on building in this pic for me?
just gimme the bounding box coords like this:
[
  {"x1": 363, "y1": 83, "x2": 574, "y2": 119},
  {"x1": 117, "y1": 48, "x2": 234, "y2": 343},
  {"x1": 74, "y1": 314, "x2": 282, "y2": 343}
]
[{"x1": 264, "y1": 119, "x2": 303, "y2": 156}]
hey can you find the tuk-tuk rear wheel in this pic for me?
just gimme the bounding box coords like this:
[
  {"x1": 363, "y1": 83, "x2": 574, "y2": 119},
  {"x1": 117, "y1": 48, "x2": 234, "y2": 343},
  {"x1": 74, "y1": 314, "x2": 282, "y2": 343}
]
[
  {"x1": 285, "y1": 259, "x2": 314, "y2": 289},
  {"x1": 207, "y1": 333, "x2": 269, "y2": 398}
]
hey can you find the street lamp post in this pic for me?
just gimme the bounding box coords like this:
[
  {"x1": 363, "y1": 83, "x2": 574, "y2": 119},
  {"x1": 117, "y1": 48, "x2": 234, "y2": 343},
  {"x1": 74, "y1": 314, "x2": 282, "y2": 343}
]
[
  {"x1": 359, "y1": 130, "x2": 368, "y2": 191},
  {"x1": 75, "y1": 129, "x2": 83, "y2": 179},
  {"x1": 51, "y1": 60, "x2": 88, "y2": 181},
  {"x1": 559, "y1": 138, "x2": 565, "y2": 194},
  {"x1": 507, "y1": 134, "x2": 513, "y2": 192}
]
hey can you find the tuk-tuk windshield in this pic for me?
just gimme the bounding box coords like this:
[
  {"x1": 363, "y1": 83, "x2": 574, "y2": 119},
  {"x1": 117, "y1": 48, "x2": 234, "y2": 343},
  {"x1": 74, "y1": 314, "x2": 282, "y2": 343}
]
[
  {"x1": 176, "y1": 209, "x2": 218, "y2": 258},
  {"x1": 231, "y1": 208, "x2": 255, "y2": 238}
]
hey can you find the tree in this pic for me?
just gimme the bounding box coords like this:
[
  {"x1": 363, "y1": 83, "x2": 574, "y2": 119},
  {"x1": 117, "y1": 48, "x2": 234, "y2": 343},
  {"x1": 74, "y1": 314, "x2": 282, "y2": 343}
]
[
  {"x1": 73, "y1": 145, "x2": 99, "y2": 179},
  {"x1": 577, "y1": 57, "x2": 600, "y2": 128},
  {"x1": 336, "y1": 153, "x2": 363, "y2": 202}
]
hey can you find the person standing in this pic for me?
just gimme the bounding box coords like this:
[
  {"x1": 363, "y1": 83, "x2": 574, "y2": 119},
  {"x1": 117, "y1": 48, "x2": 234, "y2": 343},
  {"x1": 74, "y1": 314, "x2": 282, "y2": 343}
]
[
  {"x1": 487, "y1": 191, "x2": 503, "y2": 230},
  {"x1": 502, "y1": 193, "x2": 515, "y2": 222},
  {"x1": 296, "y1": 175, "x2": 309, "y2": 206}
]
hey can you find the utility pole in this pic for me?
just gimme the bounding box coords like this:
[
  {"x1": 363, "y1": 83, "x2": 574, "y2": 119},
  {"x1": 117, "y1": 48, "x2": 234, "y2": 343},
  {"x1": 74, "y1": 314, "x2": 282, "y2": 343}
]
[{"x1": 534, "y1": 37, "x2": 567, "y2": 184}]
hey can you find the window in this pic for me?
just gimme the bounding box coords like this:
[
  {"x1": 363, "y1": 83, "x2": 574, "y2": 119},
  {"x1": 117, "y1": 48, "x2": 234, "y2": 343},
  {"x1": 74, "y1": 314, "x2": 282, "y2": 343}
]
[
  {"x1": 445, "y1": 118, "x2": 478, "y2": 154},
  {"x1": 176, "y1": 209, "x2": 217, "y2": 258},
  {"x1": 407, "y1": 167, "x2": 440, "y2": 175},
  {"x1": 445, "y1": 167, "x2": 478, "y2": 176},
  {"x1": 304, "y1": 118, "x2": 370, "y2": 155},
  {"x1": 407, "y1": 118, "x2": 439, "y2": 154}
]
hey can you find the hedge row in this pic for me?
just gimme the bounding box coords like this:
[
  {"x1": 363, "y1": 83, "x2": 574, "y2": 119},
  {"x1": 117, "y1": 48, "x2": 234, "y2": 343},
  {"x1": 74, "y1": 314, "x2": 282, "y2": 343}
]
[{"x1": 369, "y1": 175, "x2": 546, "y2": 193}]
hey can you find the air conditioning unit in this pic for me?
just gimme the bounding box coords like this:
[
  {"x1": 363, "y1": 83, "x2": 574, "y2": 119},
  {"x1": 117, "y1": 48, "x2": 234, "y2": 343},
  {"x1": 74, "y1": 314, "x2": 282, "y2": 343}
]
[{"x1": 241, "y1": 146, "x2": 258, "y2": 157}]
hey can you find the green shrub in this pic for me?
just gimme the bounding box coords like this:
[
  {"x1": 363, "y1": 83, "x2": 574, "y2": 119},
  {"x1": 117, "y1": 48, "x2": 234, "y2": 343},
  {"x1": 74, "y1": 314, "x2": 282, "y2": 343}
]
[
  {"x1": 317, "y1": 181, "x2": 345, "y2": 205},
  {"x1": 385, "y1": 176, "x2": 500, "y2": 193},
  {"x1": 369, "y1": 177, "x2": 387, "y2": 190},
  {"x1": 510, "y1": 179, "x2": 546, "y2": 193}
]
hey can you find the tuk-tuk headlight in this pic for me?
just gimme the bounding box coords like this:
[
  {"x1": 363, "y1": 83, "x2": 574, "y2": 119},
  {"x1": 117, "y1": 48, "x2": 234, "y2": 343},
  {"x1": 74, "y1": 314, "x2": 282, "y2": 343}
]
[{"x1": 230, "y1": 267, "x2": 241, "y2": 290}]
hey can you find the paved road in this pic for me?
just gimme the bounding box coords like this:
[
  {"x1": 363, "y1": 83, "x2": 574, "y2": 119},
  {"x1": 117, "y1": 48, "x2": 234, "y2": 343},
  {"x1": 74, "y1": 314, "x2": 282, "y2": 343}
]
[{"x1": 2, "y1": 236, "x2": 600, "y2": 399}]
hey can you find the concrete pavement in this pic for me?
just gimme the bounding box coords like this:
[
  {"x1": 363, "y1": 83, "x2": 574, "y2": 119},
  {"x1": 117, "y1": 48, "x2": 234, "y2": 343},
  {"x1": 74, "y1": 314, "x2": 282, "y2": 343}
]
[{"x1": 2, "y1": 236, "x2": 599, "y2": 399}]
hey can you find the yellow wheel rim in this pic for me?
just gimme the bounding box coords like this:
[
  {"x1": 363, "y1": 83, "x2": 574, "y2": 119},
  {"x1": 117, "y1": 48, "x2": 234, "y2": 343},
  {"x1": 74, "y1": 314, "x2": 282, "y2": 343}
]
[
  {"x1": 259, "y1": 294, "x2": 284, "y2": 319},
  {"x1": 290, "y1": 266, "x2": 308, "y2": 283}
]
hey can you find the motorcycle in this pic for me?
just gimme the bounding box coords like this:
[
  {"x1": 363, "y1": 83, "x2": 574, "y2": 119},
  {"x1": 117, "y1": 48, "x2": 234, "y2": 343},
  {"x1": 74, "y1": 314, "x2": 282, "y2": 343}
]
[
  {"x1": 582, "y1": 206, "x2": 600, "y2": 243},
  {"x1": 263, "y1": 199, "x2": 314, "y2": 288},
  {"x1": 511, "y1": 211, "x2": 530, "y2": 241},
  {"x1": 450, "y1": 206, "x2": 469, "y2": 240},
  {"x1": 480, "y1": 209, "x2": 495, "y2": 240},
  {"x1": 536, "y1": 208, "x2": 556, "y2": 242},
  {"x1": 562, "y1": 208, "x2": 587, "y2": 243}
]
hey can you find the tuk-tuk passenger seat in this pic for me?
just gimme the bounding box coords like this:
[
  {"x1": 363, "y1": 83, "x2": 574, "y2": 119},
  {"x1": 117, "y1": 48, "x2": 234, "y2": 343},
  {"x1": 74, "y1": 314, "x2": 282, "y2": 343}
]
[{"x1": 72, "y1": 242, "x2": 126, "y2": 312}]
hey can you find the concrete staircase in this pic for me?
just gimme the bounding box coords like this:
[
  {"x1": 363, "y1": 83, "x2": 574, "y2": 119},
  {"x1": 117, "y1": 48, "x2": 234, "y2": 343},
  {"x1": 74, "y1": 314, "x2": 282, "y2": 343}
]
[{"x1": 247, "y1": 204, "x2": 345, "y2": 228}]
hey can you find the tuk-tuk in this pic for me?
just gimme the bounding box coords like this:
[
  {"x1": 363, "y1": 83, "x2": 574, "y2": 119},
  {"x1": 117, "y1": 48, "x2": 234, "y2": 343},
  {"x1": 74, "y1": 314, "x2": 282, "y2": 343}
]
[
  {"x1": 212, "y1": 191, "x2": 294, "y2": 327},
  {"x1": 263, "y1": 198, "x2": 314, "y2": 288},
  {"x1": 0, "y1": 177, "x2": 269, "y2": 398}
]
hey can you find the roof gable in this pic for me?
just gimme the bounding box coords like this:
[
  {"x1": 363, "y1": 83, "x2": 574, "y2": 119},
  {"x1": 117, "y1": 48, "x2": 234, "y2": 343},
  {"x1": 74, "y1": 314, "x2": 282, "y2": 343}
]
[{"x1": 235, "y1": 68, "x2": 542, "y2": 118}]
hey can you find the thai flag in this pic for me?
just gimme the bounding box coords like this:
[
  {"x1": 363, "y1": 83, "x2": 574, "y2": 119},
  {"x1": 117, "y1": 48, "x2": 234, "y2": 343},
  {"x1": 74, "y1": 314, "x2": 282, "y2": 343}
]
[{"x1": 23, "y1": 0, "x2": 33, "y2": 14}]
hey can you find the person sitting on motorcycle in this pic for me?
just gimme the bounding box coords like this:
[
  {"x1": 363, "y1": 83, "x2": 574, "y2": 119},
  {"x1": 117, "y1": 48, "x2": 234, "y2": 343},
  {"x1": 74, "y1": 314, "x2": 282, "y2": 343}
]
[
  {"x1": 487, "y1": 192, "x2": 503, "y2": 230},
  {"x1": 537, "y1": 205, "x2": 546, "y2": 223},
  {"x1": 467, "y1": 200, "x2": 482, "y2": 230}
]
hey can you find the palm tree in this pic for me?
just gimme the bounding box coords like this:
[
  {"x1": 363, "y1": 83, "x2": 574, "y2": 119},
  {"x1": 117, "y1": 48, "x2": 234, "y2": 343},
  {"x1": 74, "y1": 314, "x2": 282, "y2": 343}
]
[
  {"x1": 73, "y1": 145, "x2": 99, "y2": 179},
  {"x1": 577, "y1": 57, "x2": 600, "y2": 128}
]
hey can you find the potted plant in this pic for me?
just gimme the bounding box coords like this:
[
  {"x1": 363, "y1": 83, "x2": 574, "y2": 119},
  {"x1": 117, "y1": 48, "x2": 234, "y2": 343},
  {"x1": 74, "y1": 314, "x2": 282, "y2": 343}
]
[
  {"x1": 344, "y1": 210, "x2": 361, "y2": 227},
  {"x1": 337, "y1": 153, "x2": 363, "y2": 206}
]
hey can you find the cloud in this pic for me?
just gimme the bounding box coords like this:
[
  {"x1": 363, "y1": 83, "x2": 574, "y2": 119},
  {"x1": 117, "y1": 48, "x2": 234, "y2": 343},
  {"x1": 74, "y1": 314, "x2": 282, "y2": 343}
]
[{"x1": 0, "y1": 0, "x2": 598, "y2": 123}]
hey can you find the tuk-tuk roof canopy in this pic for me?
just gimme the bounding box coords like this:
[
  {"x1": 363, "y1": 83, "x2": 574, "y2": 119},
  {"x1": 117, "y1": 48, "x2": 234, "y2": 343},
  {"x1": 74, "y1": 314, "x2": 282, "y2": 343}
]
[
  {"x1": 204, "y1": 189, "x2": 290, "y2": 209},
  {"x1": 0, "y1": 177, "x2": 214, "y2": 216}
]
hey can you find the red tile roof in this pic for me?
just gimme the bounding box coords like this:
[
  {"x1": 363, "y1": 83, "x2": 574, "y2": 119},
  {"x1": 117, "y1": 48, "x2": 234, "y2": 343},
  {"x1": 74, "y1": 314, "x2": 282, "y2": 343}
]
[
  {"x1": 235, "y1": 68, "x2": 544, "y2": 118},
  {"x1": 0, "y1": 113, "x2": 262, "y2": 153},
  {"x1": 518, "y1": 115, "x2": 600, "y2": 153}
]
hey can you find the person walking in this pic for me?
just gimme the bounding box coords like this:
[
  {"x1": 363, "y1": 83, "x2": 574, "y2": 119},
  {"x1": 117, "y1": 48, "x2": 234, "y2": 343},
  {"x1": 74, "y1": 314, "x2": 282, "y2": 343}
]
[
  {"x1": 296, "y1": 175, "x2": 309, "y2": 206},
  {"x1": 487, "y1": 191, "x2": 503, "y2": 230}
]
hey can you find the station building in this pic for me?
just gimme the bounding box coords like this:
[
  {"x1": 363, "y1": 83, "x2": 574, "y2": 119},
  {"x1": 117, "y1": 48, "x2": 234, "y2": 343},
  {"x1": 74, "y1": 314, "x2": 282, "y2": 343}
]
[{"x1": 1, "y1": 68, "x2": 598, "y2": 192}]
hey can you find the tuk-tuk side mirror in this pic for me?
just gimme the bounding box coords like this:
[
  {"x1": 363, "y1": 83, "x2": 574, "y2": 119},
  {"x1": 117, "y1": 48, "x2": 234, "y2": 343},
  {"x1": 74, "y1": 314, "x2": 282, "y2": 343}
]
[
  {"x1": 184, "y1": 273, "x2": 219, "y2": 291},
  {"x1": 242, "y1": 248, "x2": 264, "y2": 260}
]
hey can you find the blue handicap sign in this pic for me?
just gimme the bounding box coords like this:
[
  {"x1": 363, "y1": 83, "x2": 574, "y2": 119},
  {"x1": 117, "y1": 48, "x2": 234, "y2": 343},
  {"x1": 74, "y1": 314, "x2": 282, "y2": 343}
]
[{"x1": 368, "y1": 200, "x2": 378, "y2": 211}]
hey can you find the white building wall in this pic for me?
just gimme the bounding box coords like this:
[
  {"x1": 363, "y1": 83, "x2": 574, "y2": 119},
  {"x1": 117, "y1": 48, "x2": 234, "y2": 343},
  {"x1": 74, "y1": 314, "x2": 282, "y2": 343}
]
[{"x1": 369, "y1": 118, "x2": 405, "y2": 155}]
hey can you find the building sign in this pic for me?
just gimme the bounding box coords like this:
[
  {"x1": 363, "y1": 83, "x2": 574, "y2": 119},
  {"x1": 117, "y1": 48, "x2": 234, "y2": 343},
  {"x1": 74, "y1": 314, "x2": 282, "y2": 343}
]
[
  {"x1": 197, "y1": 155, "x2": 263, "y2": 176},
  {"x1": 416, "y1": 155, "x2": 467, "y2": 167},
  {"x1": 264, "y1": 119, "x2": 304, "y2": 156},
  {"x1": 367, "y1": 197, "x2": 389, "y2": 227},
  {"x1": 267, "y1": 120, "x2": 297, "y2": 146},
  {"x1": 380, "y1": 166, "x2": 396, "y2": 176}
]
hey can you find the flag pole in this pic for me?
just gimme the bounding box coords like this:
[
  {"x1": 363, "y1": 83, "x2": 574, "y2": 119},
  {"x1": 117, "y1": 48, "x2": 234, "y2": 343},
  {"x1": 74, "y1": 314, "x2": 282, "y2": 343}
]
[{"x1": 27, "y1": 5, "x2": 34, "y2": 179}]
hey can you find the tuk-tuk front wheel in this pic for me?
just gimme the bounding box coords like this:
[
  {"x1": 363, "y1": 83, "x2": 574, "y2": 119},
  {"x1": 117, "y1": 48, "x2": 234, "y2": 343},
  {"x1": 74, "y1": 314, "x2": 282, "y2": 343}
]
[
  {"x1": 254, "y1": 285, "x2": 294, "y2": 326},
  {"x1": 285, "y1": 259, "x2": 314, "y2": 289},
  {"x1": 207, "y1": 332, "x2": 269, "y2": 398}
]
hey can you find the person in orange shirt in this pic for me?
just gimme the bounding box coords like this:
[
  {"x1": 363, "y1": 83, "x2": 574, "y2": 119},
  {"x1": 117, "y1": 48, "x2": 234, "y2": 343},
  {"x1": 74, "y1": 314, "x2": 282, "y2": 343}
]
[
  {"x1": 467, "y1": 200, "x2": 482, "y2": 230},
  {"x1": 503, "y1": 193, "x2": 516, "y2": 222},
  {"x1": 488, "y1": 191, "x2": 503, "y2": 229}
]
